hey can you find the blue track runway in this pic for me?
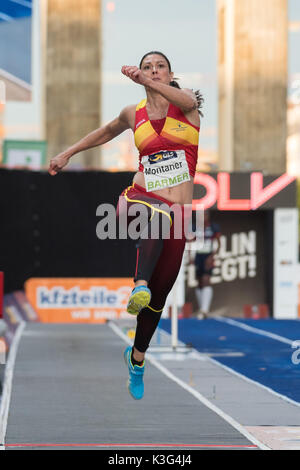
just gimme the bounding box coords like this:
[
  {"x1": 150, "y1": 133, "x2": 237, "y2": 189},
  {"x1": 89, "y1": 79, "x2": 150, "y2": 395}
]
[{"x1": 159, "y1": 318, "x2": 300, "y2": 404}]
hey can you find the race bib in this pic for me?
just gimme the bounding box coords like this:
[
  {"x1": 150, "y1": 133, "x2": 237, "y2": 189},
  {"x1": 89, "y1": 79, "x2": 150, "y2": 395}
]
[{"x1": 141, "y1": 150, "x2": 191, "y2": 192}]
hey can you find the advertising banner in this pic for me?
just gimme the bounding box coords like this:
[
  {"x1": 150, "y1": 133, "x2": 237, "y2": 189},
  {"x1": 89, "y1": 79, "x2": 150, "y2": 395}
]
[
  {"x1": 185, "y1": 211, "x2": 272, "y2": 317},
  {"x1": 25, "y1": 278, "x2": 134, "y2": 323},
  {"x1": 193, "y1": 172, "x2": 296, "y2": 210},
  {"x1": 3, "y1": 140, "x2": 47, "y2": 170}
]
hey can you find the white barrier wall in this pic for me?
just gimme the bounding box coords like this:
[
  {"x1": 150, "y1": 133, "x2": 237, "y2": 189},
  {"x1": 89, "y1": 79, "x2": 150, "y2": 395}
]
[{"x1": 273, "y1": 208, "x2": 299, "y2": 319}]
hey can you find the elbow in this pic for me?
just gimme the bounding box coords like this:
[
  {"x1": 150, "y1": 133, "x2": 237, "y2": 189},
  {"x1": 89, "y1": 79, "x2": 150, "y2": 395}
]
[
  {"x1": 188, "y1": 99, "x2": 198, "y2": 112},
  {"x1": 182, "y1": 98, "x2": 198, "y2": 113}
]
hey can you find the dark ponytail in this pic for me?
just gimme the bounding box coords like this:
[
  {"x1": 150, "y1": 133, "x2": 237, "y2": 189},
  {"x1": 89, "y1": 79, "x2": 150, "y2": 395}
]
[
  {"x1": 194, "y1": 90, "x2": 204, "y2": 118},
  {"x1": 140, "y1": 51, "x2": 204, "y2": 117},
  {"x1": 170, "y1": 79, "x2": 204, "y2": 117},
  {"x1": 170, "y1": 80, "x2": 180, "y2": 89}
]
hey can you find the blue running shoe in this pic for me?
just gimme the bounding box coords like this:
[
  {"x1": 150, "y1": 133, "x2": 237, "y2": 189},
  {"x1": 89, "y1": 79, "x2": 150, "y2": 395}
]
[
  {"x1": 124, "y1": 346, "x2": 145, "y2": 400},
  {"x1": 127, "y1": 286, "x2": 151, "y2": 315}
]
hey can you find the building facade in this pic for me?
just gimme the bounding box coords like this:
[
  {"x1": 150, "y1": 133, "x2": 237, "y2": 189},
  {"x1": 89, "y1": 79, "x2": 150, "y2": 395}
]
[
  {"x1": 287, "y1": 100, "x2": 300, "y2": 176},
  {"x1": 45, "y1": 0, "x2": 102, "y2": 167},
  {"x1": 218, "y1": 0, "x2": 288, "y2": 173}
]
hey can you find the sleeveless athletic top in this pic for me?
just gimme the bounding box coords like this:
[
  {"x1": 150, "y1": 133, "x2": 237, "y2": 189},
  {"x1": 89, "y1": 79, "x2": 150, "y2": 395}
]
[
  {"x1": 150, "y1": 118, "x2": 166, "y2": 136},
  {"x1": 134, "y1": 99, "x2": 200, "y2": 192}
]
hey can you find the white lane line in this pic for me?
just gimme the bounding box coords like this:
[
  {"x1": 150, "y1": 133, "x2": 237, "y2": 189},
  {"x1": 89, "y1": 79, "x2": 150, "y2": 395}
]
[
  {"x1": 0, "y1": 322, "x2": 26, "y2": 450},
  {"x1": 108, "y1": 321, "x2": 270, "y2": 451},
  {"x1": 214, "y1": 317, "x2": 295, "y2": 346}
]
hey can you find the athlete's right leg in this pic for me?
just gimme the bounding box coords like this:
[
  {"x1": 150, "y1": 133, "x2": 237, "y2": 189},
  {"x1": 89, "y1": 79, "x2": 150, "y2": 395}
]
[{"x1": 117, "y1": 186, "x2": 173, "y2": 316}]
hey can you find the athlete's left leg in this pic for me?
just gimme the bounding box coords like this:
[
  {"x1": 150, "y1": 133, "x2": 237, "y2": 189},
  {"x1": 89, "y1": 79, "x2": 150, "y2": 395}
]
[{"x1": 124, "y1": 233, "x2": 185, "y2": 401}]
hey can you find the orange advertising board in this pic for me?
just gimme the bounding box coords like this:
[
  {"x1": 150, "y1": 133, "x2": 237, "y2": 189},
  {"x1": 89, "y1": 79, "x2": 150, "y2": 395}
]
[{"x1": 25, "y1": 278, "x2": 134, "y2": 323}]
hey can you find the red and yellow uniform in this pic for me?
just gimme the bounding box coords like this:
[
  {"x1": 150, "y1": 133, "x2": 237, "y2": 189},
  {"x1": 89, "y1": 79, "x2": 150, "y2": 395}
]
[{"x1": 134, "y1": 99, "x2": 200, "y2": 190}]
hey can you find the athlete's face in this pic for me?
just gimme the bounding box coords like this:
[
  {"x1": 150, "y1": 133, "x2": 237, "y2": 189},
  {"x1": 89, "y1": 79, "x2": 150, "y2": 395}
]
[{"x1": 140, "y1": 54, "x2": 174, "y2": 85}]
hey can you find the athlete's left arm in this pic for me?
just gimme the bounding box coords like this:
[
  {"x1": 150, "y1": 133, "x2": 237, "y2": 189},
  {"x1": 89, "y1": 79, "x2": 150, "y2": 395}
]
[
  {"x1": 147, "y1": 83, "x2": 198, "y2": 114},
  {"x1": 121, "y1": 66, "x2": 198, "y2": 113}
]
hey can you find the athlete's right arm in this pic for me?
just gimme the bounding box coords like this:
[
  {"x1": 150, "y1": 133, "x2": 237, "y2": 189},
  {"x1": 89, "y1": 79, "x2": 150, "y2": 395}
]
[{"x1": 48, "y1": 105, "x2": 135, "y2": 175}]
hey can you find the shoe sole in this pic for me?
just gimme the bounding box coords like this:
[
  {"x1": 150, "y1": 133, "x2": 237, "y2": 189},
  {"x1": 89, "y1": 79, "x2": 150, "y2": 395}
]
[{"x1": 127, "y1": 291, "x2": 151, "y2": 315}]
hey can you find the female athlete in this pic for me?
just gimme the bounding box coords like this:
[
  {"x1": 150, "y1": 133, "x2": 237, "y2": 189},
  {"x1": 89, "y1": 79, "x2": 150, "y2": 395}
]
[{"x1": 49, "y1": 51, "x2": 203, "y2": 400}]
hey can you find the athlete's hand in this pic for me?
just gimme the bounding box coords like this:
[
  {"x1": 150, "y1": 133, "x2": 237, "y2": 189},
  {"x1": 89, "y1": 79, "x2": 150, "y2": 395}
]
[
  {"x1": 121, "y1": 66, "x2": 149, "y2": 86},
  {"x1": 48, "y1": 151, "x2": 71, "y2": 176}
]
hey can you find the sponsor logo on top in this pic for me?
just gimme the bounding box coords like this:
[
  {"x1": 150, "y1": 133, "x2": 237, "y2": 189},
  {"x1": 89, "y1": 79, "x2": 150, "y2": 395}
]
[
  {"x1": 171, "y1": 122, "x2": 188, "y2": 132},
  {"x1": 148, "y1": 151, "x2": 177, "y2": 164},
  {"x1": 136, "y1": 119, "x2": 146, "y2": 128}
]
